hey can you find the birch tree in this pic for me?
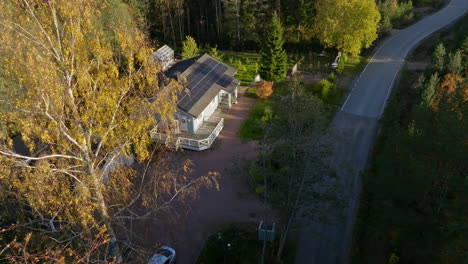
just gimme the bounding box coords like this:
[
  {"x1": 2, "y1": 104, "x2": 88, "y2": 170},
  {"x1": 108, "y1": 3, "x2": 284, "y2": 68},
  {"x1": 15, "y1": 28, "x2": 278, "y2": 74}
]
[
  {"x1": 314, "y1": 0, "x2": 381, "y2": 56},
  {"x1": 0, "y1": 0, "x2": 216, "y2": 262}
]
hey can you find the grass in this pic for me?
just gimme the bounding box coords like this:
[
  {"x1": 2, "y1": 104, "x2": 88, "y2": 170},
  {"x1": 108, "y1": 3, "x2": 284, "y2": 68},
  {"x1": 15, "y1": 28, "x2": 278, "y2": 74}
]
[
  {"x1": 237, "y1": 49, "x2": 364, "y2": 142},
  {"x1": 197, "y1": 224, "x2": 296, "y2": 264},
  {"x1": 221, "y1": 51, "x2": 261, "y2": 86},
  {"x1": 245, "y1": 86, "x2": 257, "y2": 98},
  {"x1": 237, "y1": 98, "x2": 272, "y2": 140},
  {"x1": 220, "y1": 51, "x2": 299, "y2": 86},
  {"x1": 341, "y1": 56, "x2": 369, "y2": 76},
  {"x1": 239, "y1": 74, "x2": 345, "y2": 141},
  {"x1": 238, "y1": 80, "x2": 298, "y2": 141}
]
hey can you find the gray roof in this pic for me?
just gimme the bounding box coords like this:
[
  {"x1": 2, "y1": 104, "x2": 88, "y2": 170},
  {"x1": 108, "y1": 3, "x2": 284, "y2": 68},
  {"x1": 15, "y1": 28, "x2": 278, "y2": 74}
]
[{"x1": 168, "y1": 54, "x2": 239, "y2": 118}]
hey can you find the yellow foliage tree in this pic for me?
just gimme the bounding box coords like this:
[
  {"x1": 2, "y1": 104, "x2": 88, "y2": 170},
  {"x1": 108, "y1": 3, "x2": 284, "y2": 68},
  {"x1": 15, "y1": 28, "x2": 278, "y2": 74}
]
[
  {"x1": 0, "y1": 0, "x2": 216, "y2": 262},
  {"x1": 314, "y1": 0, "x2": 381, "y2": 56}
]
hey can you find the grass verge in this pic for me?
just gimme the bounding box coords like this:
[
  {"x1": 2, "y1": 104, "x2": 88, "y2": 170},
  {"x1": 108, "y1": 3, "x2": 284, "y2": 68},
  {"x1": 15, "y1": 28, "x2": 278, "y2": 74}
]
[
  {"x1": 237, "y1": 98, "x2": 272, "y2": 141},
  {"x1": 342, "y1": 56, "x2": 369, "y2": 76},
  {"x1": 197, "y1": 224, "x2": 296, "y2": 264}
]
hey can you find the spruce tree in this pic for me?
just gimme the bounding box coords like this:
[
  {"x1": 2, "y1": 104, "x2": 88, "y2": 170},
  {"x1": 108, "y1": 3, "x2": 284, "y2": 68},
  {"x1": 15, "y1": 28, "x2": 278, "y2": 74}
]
[
  {"x1": 259, "y1": 12, "x2": 288, "y2": 82},
  {"x1": 432, "y1": 43, "x2": 446, "y2": 73}
]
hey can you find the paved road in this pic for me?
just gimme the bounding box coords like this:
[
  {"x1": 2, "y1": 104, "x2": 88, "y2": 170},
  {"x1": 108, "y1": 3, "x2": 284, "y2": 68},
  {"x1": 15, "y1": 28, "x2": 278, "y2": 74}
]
[
  {"x1": 296, "y1": 1, "x2": 468, "y2": 263},
  {"x1": 342, "y1": 0, "x2": 468, "y2": 117}
]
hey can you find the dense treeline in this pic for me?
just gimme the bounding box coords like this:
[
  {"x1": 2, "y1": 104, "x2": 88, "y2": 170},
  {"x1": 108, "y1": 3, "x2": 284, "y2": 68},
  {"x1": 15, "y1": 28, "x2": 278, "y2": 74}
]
[
  {"x1": 122, "y1": 0, "x2": 387, "y2": 53},
  {"x1": 121, "y1": 0, "x2": 444, "y2": 53},
  {"x1": 353, "y1": 26, "x2": 468, "y2": 263}
]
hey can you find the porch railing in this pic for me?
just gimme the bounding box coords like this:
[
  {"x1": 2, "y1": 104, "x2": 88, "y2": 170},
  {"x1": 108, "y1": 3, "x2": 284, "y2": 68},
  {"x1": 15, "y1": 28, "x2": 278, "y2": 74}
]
[
  {"x1": 150, "y1": 116, "x2": 224, "y2": 151},
  {"x1": 177, "y1": 116, "x2": 224, "y2": 151}
]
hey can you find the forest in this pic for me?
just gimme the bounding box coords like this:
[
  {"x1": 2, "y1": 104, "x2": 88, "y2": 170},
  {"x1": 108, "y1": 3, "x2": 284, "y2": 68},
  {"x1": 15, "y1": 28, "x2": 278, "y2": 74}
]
[
  {"x1": 122, "y1": 0, "x2": 433, "y2": 53},
  {"x1": 352, "y1": 15, "x2": 468, "y2": 264}
]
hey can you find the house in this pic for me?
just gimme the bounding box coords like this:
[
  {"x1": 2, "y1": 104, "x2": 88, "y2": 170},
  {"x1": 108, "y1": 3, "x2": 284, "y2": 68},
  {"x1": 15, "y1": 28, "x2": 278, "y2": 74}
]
[{"x1": 152, "y1": 46, "x2": 240, "y2": 151}]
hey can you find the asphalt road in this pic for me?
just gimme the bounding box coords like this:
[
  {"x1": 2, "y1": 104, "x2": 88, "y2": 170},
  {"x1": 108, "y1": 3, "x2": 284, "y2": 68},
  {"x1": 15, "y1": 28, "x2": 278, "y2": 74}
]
[
  {"x1": 296, "y1": 1, "x2": 468, "y2": 263},
  {"x1": 342, "y1": 0, "x2": 468, "y2": 117}
]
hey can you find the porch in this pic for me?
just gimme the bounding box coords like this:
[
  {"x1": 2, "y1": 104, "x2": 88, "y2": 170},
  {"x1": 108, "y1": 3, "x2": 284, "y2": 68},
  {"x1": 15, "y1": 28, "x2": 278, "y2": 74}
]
[
  {"x1": 177, "y1": 115, "x2": 224, "y2": 151},
  {"x1": 151, "y1": 113, "x2": 224, "y2": 151},
  {"x1": 219, "y1": 90, "x2": 238, "y2": 109}
]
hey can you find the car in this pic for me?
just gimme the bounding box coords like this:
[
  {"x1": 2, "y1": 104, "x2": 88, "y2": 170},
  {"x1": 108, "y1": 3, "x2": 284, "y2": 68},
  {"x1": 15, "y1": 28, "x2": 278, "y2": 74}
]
[{"x1": 148, "y1": 246, "x2": 176, "y2": 264}]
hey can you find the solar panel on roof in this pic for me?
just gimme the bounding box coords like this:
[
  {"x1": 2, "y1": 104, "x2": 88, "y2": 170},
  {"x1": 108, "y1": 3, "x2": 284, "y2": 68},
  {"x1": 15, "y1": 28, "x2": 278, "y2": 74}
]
[
  {"x1": 217, "y1": 74, "x2": 233, "y2": 87},
  {"x1": 176, "y1": 55, "x2": 240, "y2": 117}
]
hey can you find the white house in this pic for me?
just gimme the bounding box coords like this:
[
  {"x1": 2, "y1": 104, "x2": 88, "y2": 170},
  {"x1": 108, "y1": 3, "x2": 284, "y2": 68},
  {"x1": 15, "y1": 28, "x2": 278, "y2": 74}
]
[{"x1": 152, "y1": 46, "x2": 240, "y2": 151}]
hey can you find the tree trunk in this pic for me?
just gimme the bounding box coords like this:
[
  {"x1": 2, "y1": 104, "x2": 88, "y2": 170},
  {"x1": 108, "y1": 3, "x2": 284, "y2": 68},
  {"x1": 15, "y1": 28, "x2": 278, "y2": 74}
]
[
  {"x1": 186, "y1": 5, "x2": 190, "y2": 36},
  {"x1": 90, "y1": 166, "x2": 122, "y2": 263},
  {"x1": 235, "y1": 0, "x2": 240, "y2": 44},
  {"x1": 276, "y1": 160, "x2": 307, "y2": 260},
  {"x1": 178, "y1": 2, "x2": 184, "y2": 44},
  {"x1": 214, "y1": 0, "x2": 220, "y2": 37},
  {"x1": 166, "y1": 1, "x2": 177, "y2": 47}
]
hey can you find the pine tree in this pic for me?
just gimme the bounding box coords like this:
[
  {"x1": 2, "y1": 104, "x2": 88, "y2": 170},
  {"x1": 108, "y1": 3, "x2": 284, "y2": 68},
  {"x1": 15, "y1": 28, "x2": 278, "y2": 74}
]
[
  {"x1": 421, "y1": 73, "x2": 439, "y2": 107},
  {"x1": 259, "y1": 12, "x2": 288, "y2": 82},
  {"x1": 447, "y1": 50, "x2": 462, "y2": 76},
  {"x1": 433, "y1": 43, "x2": 446, "y2": 73}
]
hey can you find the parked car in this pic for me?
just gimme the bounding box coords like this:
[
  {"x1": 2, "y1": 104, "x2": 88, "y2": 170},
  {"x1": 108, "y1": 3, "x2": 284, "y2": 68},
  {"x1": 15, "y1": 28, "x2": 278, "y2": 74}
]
[{"x1": 148, "y1": 246, "x2": 176, "y2": 264}]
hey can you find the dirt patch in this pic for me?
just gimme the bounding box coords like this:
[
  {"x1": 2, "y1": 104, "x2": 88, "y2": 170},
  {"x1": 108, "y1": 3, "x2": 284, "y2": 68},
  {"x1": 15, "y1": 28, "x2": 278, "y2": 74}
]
[{"x1": 143, "y1": 87, "x2": 269, "y2": 264}]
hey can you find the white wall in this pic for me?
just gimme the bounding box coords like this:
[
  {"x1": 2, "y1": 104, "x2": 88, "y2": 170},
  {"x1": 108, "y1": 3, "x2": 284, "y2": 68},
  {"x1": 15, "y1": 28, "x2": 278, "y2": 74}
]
[{"x1": 193, "y1": 93, "x2": 220, "y2": 132}]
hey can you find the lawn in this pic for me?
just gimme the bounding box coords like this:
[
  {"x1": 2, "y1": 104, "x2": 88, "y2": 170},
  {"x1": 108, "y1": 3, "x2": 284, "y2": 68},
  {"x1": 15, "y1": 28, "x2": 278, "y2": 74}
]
[
  {"x1": 239, "y1": 77, "x2": 342, "y2": 141},
  {"x1": 221, "y1": 51, "x2": 261, "y2": 86},
  {"x1": 197, "y1": 224, "x2": 296, "y2": 264},
  {"x1": 237, "y1": 98, "x2": 272, "y2": 140}
]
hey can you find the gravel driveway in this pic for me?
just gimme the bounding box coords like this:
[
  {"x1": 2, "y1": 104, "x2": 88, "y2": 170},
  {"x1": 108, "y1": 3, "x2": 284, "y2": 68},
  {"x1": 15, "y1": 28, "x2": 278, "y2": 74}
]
[{"x1": 144, "y1": 87, "x2": 268, "y2": 264}]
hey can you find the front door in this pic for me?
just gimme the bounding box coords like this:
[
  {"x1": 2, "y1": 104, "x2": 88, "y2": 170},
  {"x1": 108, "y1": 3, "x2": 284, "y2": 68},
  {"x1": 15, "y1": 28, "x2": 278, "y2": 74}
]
[{"x1": 179, "y1": 116, "x2": 188, "y2": 132}]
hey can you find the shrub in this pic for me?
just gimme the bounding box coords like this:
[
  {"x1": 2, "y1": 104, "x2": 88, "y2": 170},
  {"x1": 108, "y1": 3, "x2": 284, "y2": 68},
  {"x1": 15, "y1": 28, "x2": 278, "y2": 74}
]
[
  {"x1": 337, "y1": 53, "x2": 346, "y2": 74},
  {"x1": 261, "y1": 107, "x2": 273, "y2": 122},
  {"x1": 318, "y1": 79, "x2": 334, "y2": 99},
  {"x1": 253, "y1": 62, "x2": 259, "y2": 74},
  {"x1": 209, "y1": 45, "x2": 223, "y2": 60},
  {"x1": 181, "y1": 36, "x2": 199, "y2": 59},
  {"x1": 256, "y1": 81, "x2": 274, "y2": 99},
  {"x1": 236, "y1": 59, "x2": 247, "y2": 72}
]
